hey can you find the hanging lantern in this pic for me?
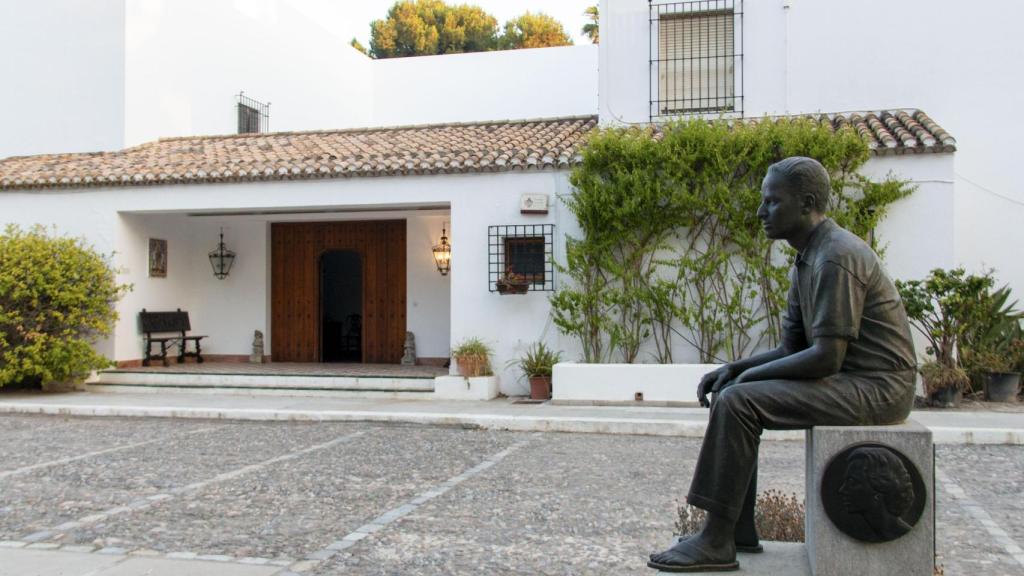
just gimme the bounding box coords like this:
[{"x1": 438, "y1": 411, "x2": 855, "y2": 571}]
[
  {"x1": 432, "y1": 224, "x2": 451, "y2": 276},
  {"x1": 208, "y1": 228, "x2": 236, "y2": 280}
]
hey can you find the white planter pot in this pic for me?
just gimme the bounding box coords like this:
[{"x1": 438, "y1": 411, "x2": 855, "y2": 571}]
[
  {"x1": 551, "y1": 362, "x2": 722, "y2": 404},
  {"x1": 433, "y1": 375, "x2": 500, "y2": 400}
]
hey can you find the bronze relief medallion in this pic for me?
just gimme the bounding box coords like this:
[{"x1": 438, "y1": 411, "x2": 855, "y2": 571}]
[{"x1": 821, "y1": 442, "x2": 927, "y2": 543}]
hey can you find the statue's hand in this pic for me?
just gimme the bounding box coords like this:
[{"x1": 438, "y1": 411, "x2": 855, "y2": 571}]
[{"x1": 697, "y1": 364, "x2": 734, "y2": 408}]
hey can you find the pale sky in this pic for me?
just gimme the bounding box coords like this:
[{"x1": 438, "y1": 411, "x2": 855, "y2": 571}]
[{"x1": 293, "y1": 0, "x2": 597, "y2": 49}]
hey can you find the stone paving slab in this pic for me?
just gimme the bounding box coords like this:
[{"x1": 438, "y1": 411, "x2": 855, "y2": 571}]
[
  {"x1": 0, "y1": 419, "x2": 364, "y2": 540},
  {"x1": 0, "y1": 547, "x2": 124, "y2": 576},
  {"x1": 0, "y1": 415, "x2": 1021, "y2": 575},
  {"x1": 0, "y1": 416, "x2": 212, "y2": 472},
  {"x1": 313, "y1": 436, "x2": 804, "y2": 575},
  {"x1": 0, "y1": 548, "x2": 282, "y2": 576},
  {"x1": 54, "y1": 426, "x2": 526, "y2": 561}
]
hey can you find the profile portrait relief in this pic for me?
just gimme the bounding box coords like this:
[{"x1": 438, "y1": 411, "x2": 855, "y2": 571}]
[{"x1": 839, "y1": 446, "x2": 915, "y2": 541}]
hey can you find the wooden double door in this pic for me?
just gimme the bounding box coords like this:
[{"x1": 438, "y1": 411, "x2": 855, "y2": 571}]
[{"x1": 271, "y1": 220, "x2": 406, "y2": 363}]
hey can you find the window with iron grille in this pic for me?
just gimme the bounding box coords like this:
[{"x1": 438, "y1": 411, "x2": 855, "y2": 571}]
[
  {"x1": 488, "y1": 225, "x2": 555, "y2": 292},
  {"x1": 237, "y1": 92, "x2": 270, "y2": 134},
  {"x1": 650, "y1": 0, "x2": 743, "y2": 120}
]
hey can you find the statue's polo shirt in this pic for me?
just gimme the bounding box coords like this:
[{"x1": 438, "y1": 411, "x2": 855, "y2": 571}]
[{"x1": 781, "y1": 219, "x2": 916, "y2": 373}]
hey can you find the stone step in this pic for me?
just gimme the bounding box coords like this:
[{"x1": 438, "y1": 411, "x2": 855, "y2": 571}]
[{"x1": 91, "y1": 370, "x2": 435, "y2": 398}]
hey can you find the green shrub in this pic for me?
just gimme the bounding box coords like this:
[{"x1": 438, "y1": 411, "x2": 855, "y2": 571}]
[
  {"x1": 508, "y1": 341, "x2": 563, "y2": 378},
  {"x1": 0, "y1": 225, "x2": 129, "y2": 387},
  {"x1": 554, "y1": 117, "x2": 913, "y2": 363}
]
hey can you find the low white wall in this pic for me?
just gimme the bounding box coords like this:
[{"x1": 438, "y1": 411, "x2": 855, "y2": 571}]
[
  {"x1": 552, "y1": 362, "x2": 719, "y2": 404},
  {"x1": 433, "y1": 376, "x2": 500, "y2": 401}
]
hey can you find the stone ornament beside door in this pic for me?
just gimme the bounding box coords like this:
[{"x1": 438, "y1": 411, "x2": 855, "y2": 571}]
[{"x1": 820, "y1": 442, "x2": 927, "y2": 543}]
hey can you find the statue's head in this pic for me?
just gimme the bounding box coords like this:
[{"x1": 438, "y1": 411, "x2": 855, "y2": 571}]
[
  {"x1": 757, "y1": 156, "x2": 831, "y2": 240},
  {"x1": 839, "y1": 446, "x2": 915, "y2": 522}
]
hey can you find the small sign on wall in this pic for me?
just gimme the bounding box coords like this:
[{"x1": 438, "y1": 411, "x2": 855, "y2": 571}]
[
  {"x1": 149, "y1": 238, "x2": 167, "y2": 278},
  {"x1": 520, "y1": 193, "x2": 549, "y2": 214}
]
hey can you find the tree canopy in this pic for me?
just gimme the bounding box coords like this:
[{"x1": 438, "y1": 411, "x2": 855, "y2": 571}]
[
  {"x1": 498, "y1": 12, "x2": 574, "y2": 50},
  {"x1": 368, "y1": 1, "x2": 572, "y2": 58}
]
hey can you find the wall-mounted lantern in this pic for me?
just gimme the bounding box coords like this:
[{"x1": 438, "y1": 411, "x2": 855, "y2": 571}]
[
  {"x1": 208, "y1": 228, "x2": 236, "y2": 280},
  {"x1": 432, "y1": 223, "x2": 451, "y2": 276}
]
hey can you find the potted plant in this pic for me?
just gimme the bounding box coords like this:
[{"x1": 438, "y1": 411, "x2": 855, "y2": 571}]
[
  {"x1": 496, "y1": 267, "x2": 530, "y2": 295},
  {"x1": 919, "y1": 360, "x2": 969, "y2": 407},
  {"x1": 509, "y1": 342, "x2": 563, "y2": 400},
  {"x1": 897, "y1": 268, "x2": 993, "y2": 406},
  {"x1": 451, "y1": 337, "x2": 493, "y2": 377},
  {"x1": 968, "y1": 349, "x2": 1021, "y2": 402}
]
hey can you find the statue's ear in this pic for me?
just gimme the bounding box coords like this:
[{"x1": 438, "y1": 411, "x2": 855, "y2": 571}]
[{"x1": 800, "y1": 193, "x2": 817, "y2": 214}]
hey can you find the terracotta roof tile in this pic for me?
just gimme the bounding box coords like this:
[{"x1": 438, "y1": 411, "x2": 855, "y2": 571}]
[
  {"x1": 0, "y1": 116, "x2": 598, "y2": 191},
  {"x1": 0, "y1": 110, "x2": 953, "y2": 191}
]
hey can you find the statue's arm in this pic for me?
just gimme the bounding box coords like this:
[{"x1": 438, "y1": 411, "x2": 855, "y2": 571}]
[{"x1": 734, "y1": 336, "x2": 848, "y2": 383}]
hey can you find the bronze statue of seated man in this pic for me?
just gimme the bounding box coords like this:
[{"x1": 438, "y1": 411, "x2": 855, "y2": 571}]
[{"x1": 649, "y1": 156, "x2": 917, "y2": 572}]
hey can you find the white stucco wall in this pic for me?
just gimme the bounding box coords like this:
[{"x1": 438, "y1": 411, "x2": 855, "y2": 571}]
[
  {"x1": 372, "y1": 46, "x2": 598, "y2": 127},
  {"x1": 123, "y1": 0, "x2": 373, "y2": 145},
  {"x1": 0, "y1": 172, "x2": 574, "y2": 393},
  {"x1": 601, "y1": 0, "x2": 1024, "y2": 296},
  {"x1": 0, "y1": 0, "x2": 126, "y2": 158}
]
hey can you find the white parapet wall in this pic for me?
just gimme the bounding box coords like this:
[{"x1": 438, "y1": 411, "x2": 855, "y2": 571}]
[
  {"x1": 434, "y1": 376, "x2": 500, "y2": 401},
  {"x1": 552, "y1": 362, "x2": 721, "y2": 405}
]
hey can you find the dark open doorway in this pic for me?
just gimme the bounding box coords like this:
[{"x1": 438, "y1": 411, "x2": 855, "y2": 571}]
[{"x1": 320, "y1": 250, "x2": 363, "y2": 362}]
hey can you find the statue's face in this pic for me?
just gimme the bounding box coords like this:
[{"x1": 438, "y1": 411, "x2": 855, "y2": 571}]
[
  {"x1": 839, "y1": 459, "x2": 874, "y2": 514},
  {"x1": 756, "y1": 172, "x2": 807, "y2": 240}
]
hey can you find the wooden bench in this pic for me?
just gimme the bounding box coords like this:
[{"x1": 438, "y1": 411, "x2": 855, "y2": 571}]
[{"x1": 139, "y1": 309, "x2": 206, "y2": 366}]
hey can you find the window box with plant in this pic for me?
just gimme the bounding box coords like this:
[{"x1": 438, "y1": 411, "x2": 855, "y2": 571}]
[
  {"x1": 496, "y1": 269, "x2": 531, "y2": 295},
  {"x1": 509, "y1": 342, "x2": 563, "y2": 400}
]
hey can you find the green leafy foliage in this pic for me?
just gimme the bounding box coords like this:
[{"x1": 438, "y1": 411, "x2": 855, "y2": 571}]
[
  {"x1": 508, "y1": 341, "x2": 564, "y2": 378},
  {"x1": 451, "y1": 337, "x2": 493, "y2": 377},
  {"x1": 582, "y1": 5, "x2": 599, "y2": 44},
  {"x1": 896, "y1": 268, "x2": 994, "y2": 370},
  {"x1": 0, "y1": 225, "x2": 130, "y2": 387},
  {"x1": 350, "y1": 37, "x2": 369, "y2": 55},
  {"x1": 368, "y1": 1, "x2": 573, "y2": 58},
  {"x1": 553, "y1": 117, "x2": 913, "y2": 363},
  {"x1": 370, "y1": 0, "x2": 499, "y2": 58},
  {"x1": 498, "y1": 12, "x2": 573, "y2": 50}
]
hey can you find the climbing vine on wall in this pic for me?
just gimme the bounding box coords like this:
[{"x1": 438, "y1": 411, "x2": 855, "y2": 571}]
[{"x1": 551, "y1": 117, "x2": 913, "y2": 364}]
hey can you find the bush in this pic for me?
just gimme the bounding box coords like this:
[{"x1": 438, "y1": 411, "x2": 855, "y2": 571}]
[
  {"x1": 0, "y1": 225, "x2": 129, "y2": 387},
  {"x1": 676, "y1": 490, "x2": 805, "y2": 542}
]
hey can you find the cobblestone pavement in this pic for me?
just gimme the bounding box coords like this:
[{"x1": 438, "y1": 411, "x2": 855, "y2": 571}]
[{"x1": 0, "y1": 414, "x2": 1020, "y2": 575}]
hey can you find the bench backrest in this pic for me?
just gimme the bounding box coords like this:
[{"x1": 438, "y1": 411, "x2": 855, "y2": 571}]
[{"x1": 139, "y1": 309, "x2": 191, "y2": 334}]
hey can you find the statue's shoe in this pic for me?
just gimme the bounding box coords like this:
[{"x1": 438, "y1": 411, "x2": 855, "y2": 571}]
[
  {"x1": 735, "y1": 542, "x2": 764, "y2": 553},
  {"x1": 648, "y1": 538, "x2": 739, "y2": 572}
]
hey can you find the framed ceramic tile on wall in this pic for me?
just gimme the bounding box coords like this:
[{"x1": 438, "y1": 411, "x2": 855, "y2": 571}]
[{"x1": 149, "y1": 238, "x2": 167, "y2": 278}]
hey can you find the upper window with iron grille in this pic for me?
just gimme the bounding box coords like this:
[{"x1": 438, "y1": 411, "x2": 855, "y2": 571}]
[
  {"x1": 236, "y1": 92, "x2": 270, "y2": 134},
  {"x1": 651, "y1": 0, "x2": 743, "y2": 120}
]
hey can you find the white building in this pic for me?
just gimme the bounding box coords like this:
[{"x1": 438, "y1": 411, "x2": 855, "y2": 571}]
[{"x1": 0, "y1": 0, "x2": 1020, "y2": 396}]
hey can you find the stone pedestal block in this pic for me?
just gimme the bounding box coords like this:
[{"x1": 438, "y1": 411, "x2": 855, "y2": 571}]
[{"x1": 806, "y1": 421, "x2": 934, "y2": 576}]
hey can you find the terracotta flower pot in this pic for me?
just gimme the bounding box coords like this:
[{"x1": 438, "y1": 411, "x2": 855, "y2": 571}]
[
  {"x1": 456, "y1": 355, "x2": 489, "y2": 377},
  {"x1": 529, "y1": 375, "x2": 552, "y2": 400}
]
